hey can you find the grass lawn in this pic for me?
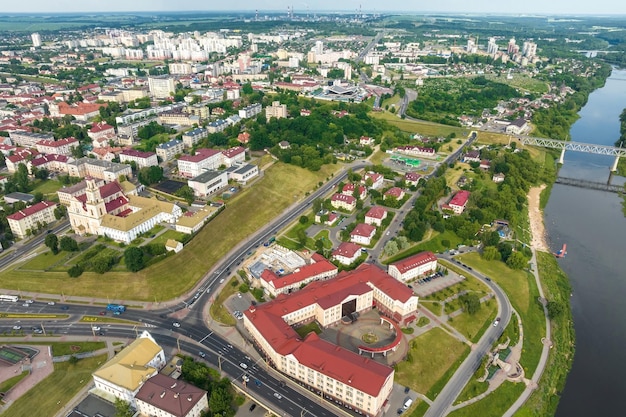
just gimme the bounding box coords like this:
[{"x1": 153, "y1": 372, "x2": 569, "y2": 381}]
[
  {"x1": 2, "y1": 354, "x2": 107, "y2": 417},
  {"x1": 17, "y1": 250, "x2": 74, "y2": 271},
  {"x1": 457, "y1": 253, "x2": 545, "y2": 376},
  {"x1": 0, "y1": 162, "x2": 339, "y2": 301},
  {"x1": 209, "y1": 277, "x2": 239, "y2": 326},
  {"x1": 31, "y1": 179, "x2": 63, "y2": 196},
  {"x1": 369, "y1": 149, "x2": 387, "y2": 165},
  {"x1": 449, "y1": 298, "x2": 497, "y2": 342},
  {"x1": 384, "y1": 230, "x2": 462, "y2": 264},
  {"x1": 484, "y1": 73, "x2": 550, "y2": 94},
  {"x1": 11, "y1": 341, "x2": 105, "y2": 356},
  {"x1": 371, "y1": 112, "x2": 469, "y2": 138},
  {"x1": 312, "y1": 230, "x2": 333, "y2": 249},
  {"x1": 444, "y1": 164, "x2": 472, "y2": 190},
  {"x1": 79, "y1": 316, "x2": 140, "y2": 325},
  {"x1": 294, "y1": 321, "x2": 322, "y2": 338},
  {"x1": 395, "y1": 327, "x2": 469, "y2": 397},
  {"x1": 447, "y1": 381, "x2": 526, "y2": 417},
  {"x1": 151, "y1": 230, "x2": 188, "y2": 246},
  {"x1": 0, "y1": 370, "x2": 28, "y2": 392}
]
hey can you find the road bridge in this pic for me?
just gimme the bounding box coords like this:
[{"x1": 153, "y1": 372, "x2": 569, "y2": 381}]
[{"x1": 519, "y1": 136, "x2": 625, "y2": 171}]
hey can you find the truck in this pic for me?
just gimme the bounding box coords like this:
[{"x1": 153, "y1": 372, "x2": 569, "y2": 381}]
[
  {"x1": 106, "y1": 304, "x2": 126, "y2": 313},
  {"x1": 263, "y1": 236, "x2": 276, "y2": 247}
]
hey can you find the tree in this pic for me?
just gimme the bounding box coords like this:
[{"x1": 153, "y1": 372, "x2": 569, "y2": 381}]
[
  {"x1": 138, "y1": 166, "x2": 164, "y2": 186},
  {"x1": 124, "y1": 247, "x2": 145, "y2": 272},
  {"x1": 44, "y1": 233, "x2": 59, "y2": 254},
  {"x1": 506, "y1": 251, "x2": 528, "y2": 270},
  {"x1": 483, "y1": 231, "x2": 501, "y2": 247},
  {"x1": 299, "y1": 215, "x2": 309, "y2": 224},
  {"x1": 208, "y1": 385, "x2": 233, "y2": 416},
  {"x1": 54, "y1": 205, "x2": 67, "y2": 220},
  {"x1": 547, "y1": 301, "x2": 564, "y2": 319},
  {"x1": 482, "y1": 246, "x2": 501, "y2": 261},
  {"x1": 460, "y1": 293, "x2": 481, "y2": 315},
  {"x1": 315, "y1": 239, "x2": 325, "y2": 252},
  {"x1": 67, "y1": 264, "x2": 84, "y2": 277},
  {"x1": 384, "y1": 240, "x2": 399, "y2": 256},
  {"x1": 59, "y1": 236, "x2": 79, "y2": 252},
  {"x1": 312, "y1": 198, "x2": 323, "y2": 213},
  {"x1": 175, "y1": 185, "x2": 195, "y2": 205},
  {"x1": 114, "y1": 398, "x2": 134, "y2": 417}
]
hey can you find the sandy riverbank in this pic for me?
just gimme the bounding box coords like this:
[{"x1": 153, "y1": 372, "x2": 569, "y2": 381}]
[{"x1": 527, "y1": 185, "x2": 550, "y2": 253}]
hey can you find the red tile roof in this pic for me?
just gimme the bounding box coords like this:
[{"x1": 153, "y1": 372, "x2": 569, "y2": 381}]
[
  {"x1": 384, "y1": 187, "x2": 404, "y2": 198},
  {"x1": 332, "y1": 242, "x2": 361, "y2": 258},
  {"x1": 342, "y1": 183, "x2": 366, "y2": 196},
  {"x1": 120, "y1": 149, "x2": 156, "y2": 159},
  {"x1": 30, "y1": 154, "x2": 69, "y2": 166},
  {"x1": 135, "y1": 374, "x2": 207, "y2": 417},
  {"x1": 99, "y1": 181, "x2": 123, "y2": 199},
  {"x1": 7, "y1": 201, "x2": 56, "y2": 220},
  {"x1": 178, "y1": 148, "x2": 220, "y2": 163},
  {"x1": 449, "y1": 190, "x2": 470, "y2": 207},
  {"x1": 262, "y1": 259, "x2": 337, "y2": 290},
  {"x1": 222, "y1": 146, "x2": 245, "y2": 159},
  {"x1": 365, "y1": 206, "x2": 387, "y2": 220},
  {"x1": 331, "y1": 193, "x2": 356, "y2": 205},
  {"x1": 351, "y1": 223, "x2": 376, "y2": 238},
  {"x1": 405, "y1": 172, "x2": 421, "y2": 182},
  {"x1": 88, "y1": 122, "x2": 114, "y2": 133},
  {"x1": 36, "y1": 137, "x2": 78, "y2": 148},
  {"x1": 7, "y1": 149, "x2": 38, "y2": 163},
  {"x1": 105, "y1": 196, "x2": 129, "y2": 213},
  {"x1": 390, "y1": 251, "x2": 438, "y2": 275}
]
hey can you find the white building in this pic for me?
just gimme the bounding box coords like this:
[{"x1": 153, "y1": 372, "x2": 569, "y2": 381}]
[
  {"x1": 188, "y1": 171, "x2": 228, "y2": 197},
  {"x1": 177, "y1": 148, "x2": 223, "y2": 178},
  {"x1": 7, "y1": 201, "x2": 57, "y2": 239},
  {"x1": 31, "y1": 33, "x2": 42, "y2": 48},
  {"x1": 119, "y1": 149, "x2": 159, "y2": 168},
  {"x1": 387, "y1": 251, "x2": 438, "y2": 282},
  {"x1": 265, "y1": 101, "x2": 287, "y2": 122},
  {"x1": 92, "y1": 331, "x2": 166, "y2": 408},
  {"x1": 156, "y1": 139, "x2": 184, "y2": 162},
  {"x1": 182, "y1": 128, "x2": 208, "y2": 148},
  {"x1": 226, "y1": 163, "x2": 258, "y2": 184},
  {"x1": 148, "y1": 76, "x2": 176, "y2": 99}
]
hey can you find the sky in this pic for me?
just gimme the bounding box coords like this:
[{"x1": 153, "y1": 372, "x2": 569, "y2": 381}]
[{"x1": 3, "y1": 0, "x2": 626, "y2": 15}]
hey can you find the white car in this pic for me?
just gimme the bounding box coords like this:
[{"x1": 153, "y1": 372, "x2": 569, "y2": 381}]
[
  {"x1": 493, "y1": 317, "x2": 501, "y2": 327},
  {"x1": 47, "y1": 301, "x2": 55, "y2": 305},
  {"x1": 273, "y1": 392, "x2": 282, "y2": 399},
  {"x1": 92, "y1": 326, "x2": 101, "y2": 331},
  {"x1": 22, "y1": 303, "x2": 29, "y2": 307},
  {"x1": 237, "y1": 292, "x2": 242, "y2": 298},
  {"x1": 239, "y1": 363, "x2": 248, "y2": 369},
  {"x1": 173, "y1": 322, "x2": 181, "y2": 328},
  {"x1": 243, "y1": 375, "x2": 250, "y2": 382},
  {"x1": 12, "y1": 325, "x2": 21, "y2": 330},
  {"x1": 25, "y1": 300, "x2": 34, "y2": 304},
  {"x1": 219, "y1": 278, "x2": 225, "y2": 284}
]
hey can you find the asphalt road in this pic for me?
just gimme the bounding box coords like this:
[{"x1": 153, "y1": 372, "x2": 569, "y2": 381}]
[
  {"x1": 423, "y1": 253, "x2": 512, "y2": 417},
  {"x1": 0, "y1": 220, "x2": 70, "y2": 270}
]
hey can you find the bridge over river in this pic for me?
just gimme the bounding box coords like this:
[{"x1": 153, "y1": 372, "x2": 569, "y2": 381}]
[{"x1": 519, "y1": 136, "x2": 625, "y2": 171}]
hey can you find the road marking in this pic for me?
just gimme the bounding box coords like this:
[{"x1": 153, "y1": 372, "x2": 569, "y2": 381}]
[{"x1": 199, "y1": 332, "x2": 213, "y2": 343}]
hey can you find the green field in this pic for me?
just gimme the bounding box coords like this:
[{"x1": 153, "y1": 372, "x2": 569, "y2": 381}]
[
  {"x1": 447, "y1": 381, "x2": 526, "y2": 417},
  {"x1": 15, "y1": 341, "x2": 105, "y2": 356},
  {"x1": 151, "y1": 230, "x2": 188, "y2": 246},
  {"x1": 209, "y1": 277, "x2": 239, "y2": 326},
  {"x1": 384, "y1": 230, "x2": 462, "y2": 264},
  {"x1": 1, "y1": 354, "x2": 107, "y2": 417},
  {"x1": 0, "y1": 162, "x2": 339, "y2": 301},
  {"x1": 395, "y1": 327, "x2": 469, "y2": 397},
  {"x1": 371, "y1": 112, "x2": 469, "y2": 138},
  {"x1": 31, "y1": 179, "x2": 63, "y2": 196},
  {"x1": 449, "y1": 298, "x2": 497, "y2": 342}
]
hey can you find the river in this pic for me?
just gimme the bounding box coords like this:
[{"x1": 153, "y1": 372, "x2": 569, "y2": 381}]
[{"x1": 548, "y1": 68, "x2": 626, "y2": 417}]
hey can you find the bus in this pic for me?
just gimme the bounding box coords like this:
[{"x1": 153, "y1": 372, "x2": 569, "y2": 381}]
[
  {"x1": 0, "y1": 295, "x2": 19, "y2": 302},
  {"x1": 106, "y1": 304, "x2": 126, "y2": 313}
]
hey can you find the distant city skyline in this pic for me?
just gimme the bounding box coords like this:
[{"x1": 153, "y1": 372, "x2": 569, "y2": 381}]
[{"x1": 3, "y1": 0, "x2": 626, "y2": 16}]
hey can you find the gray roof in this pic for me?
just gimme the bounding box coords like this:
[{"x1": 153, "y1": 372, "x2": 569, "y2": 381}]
[
  {"x1": 157, "y1": 139, "x2": 183, "y2": 149},
  {"x1": 69, "y1": 157, "x2": 130, "y2": 173},
  {"x1": 4, "y1": 192, "x2": 34, "y2": 202},
  {"x1": 233, "y1": 164, "x2": 256, "y2": 175},
  {"x1": 249, "y1": 261, "x2": 268, "y2": 279},
  {"x1": 183, "y1": 128, "x2": 207, "y2": 137},
  {"x1": 189, "y1": 170, "x2": 227, "y2": 184}
]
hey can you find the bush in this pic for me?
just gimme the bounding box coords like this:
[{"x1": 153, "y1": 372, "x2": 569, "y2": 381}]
[
  {"x1": 238, "y1": 283, "x2": 249, "y2": 293},
  {"x1": 67, "y1": 264, "x2": 84, "y2": 278}
]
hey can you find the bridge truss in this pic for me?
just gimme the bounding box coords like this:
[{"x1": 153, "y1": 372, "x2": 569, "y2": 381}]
[{"x1": 520, "y1": 136, "x2": 626, "y2": 157}]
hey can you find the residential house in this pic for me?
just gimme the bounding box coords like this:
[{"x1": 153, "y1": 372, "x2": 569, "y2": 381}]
[
  {"x1": 5, "y1": 149, "x2": 39, "y2": 173},
  {"x1": 119, "y1": 149, "x2": 158, "y2": 168},
  {"x1": 88, "y1": 122, "x2": 116, "y2": 142},
  {"x1": 404, "y1": 172, "x2": 422, "y2": 187},
  {"x1": 330, "y1": 193, "x2": 356, "y2": 211},
  {"x1": 7, "y1": 201, "x2": 57, "y2": 239},
  {"x1": 505, "y1": 118, "x2": 528, "y2": 135},
  {"x1": 365, "y1": 206, "x2": 388, "y2": 227},
  {"x1": 156, "y1": 139, "x2": 184, "y2": 162},
  {"x1": 314, "y1": 211, "x2": 338, "y2": 226},
  {"x1": 384, "y1": 187, "x2": 405, "y2": 201},
  {"x1": 442, "y1": 190, "x2": 470, "y2": 214},
  {"x1": 28, "y1": 154, "x2": 72, "y2": 174},
  {"x1": 265, "y1": 100, "x2": 287, "y2": 122},
  {"x1": 165, "y1": 239, "x2": 183, "y2": 254},
  {"x1": 492, "y1": 173, "x2": 506, "y2": 183},
  {"x1": 396, "y1": 145, "x2": 436, "y2": 158},
  {"x1": 342, "y1": 183, "x2": 367, "y2": 200},
  {"x1": 332, "y1": 242, "x2": 362, "y2": 265},
  {"x1": 175, "y1": 207, "x2": 215, "y2": 234},
  {"x1": 278, "y1": 141, "x2": 290, "y2": 149},
  {"x1": 363, "y1": 172, "x2": 384, "y2": 190},
  {"x1": 350, "y1": 223, "x2": 377, "y2": 245},
  {"x1": 360, "y1": 136, "x2": 374, "y2": 146},
  {"x1": 479, "y1": 160, "x2": 491, "y2": 170},
  {"x1": 387, "y1": 251, "x2": 438, "y2": 282},
  {"x1": 237, "y1": 132, "x2": 251, "y2": 144},
  {"x1": 35, "y1": 137, "x2": 78, "y2": 156},
  {"x1": 462, "y1": 151, "x2": 480, "y2": 163},
  {"x1": 135, "y1": 374, "x2": 208, "y2": 417}
]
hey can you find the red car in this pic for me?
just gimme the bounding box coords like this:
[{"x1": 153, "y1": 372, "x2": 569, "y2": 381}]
[{"x1": 99, "y1": 311, "x2": 106, "y2": 316}]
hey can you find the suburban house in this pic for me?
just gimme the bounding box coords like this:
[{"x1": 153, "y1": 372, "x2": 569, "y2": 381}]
[
  {"x1": 92, "y1": 331, "x2": 166, "y2": 408},
  {"x1": 480, "y1": 160, "x2": 491, "y2": 170},
  {"x1": 7, "y1": 201, "x2": 57, "y2": 239},
  {"x1": 243, "y1": 263, "x2": 418, "y2": 417},
  {"x1": 332, "y1": 241, "x2": 362, "y2": 265},
  {"x1": 505, "y1": 118, "x2": 528, "y2": 135},
  {"x1": 259, "y1": 257, "x2": 338, "y2": 296},
  {"x1": 342, "y1": 183, "x2": 367, "y2": 200},
  {"x1": 237, "y1": 132, "x2": 251, "y2": 144},
  {"x1": 165, "y1": 239, "x2": 183, "y2": 254},
  {"x1": 314, "y1": 211, "x2": 338, "y2": 226},
  {"x1": 350, "y1": 223, "x2": 377, "y2": 245},
  {"x1": 387, "y1": 251, "x2": 438, "y2": 282},
  {"x1": 188, "y1": 171, "x2": 228, "y2": 197},
  {"x1": 462, "y1": 151, "x2": 481, "y2": 163},
  {"x1": 278, "y1": 140, "x2": 290, "y2": 149},
  {"x1": 330, "y1": 193, "x2": 356, "y2": 211},
  {"x1": 404, "y1": 172, "x2": 422, "y2": 186},
  {"x1": 135, "y1": 374, "x2": 208, "y2": 417},
  {"x1": 365, "y1": 206, "x2": 388, "y2": 227},
  {"x1": 360, "y1": 136, "x2": 374, "y2": 146},
  {"x1": 384, "y1": 187, "x2": 405, "y2": 201},
  {"x1": 363, "y1": 172, "x2": 384, "y2": 190},
  {"x1": 442, "y1": 190, "x2": 470, "y2": 214},
  {"x1": 35, "y1": 137, "x2": 78, "y2": 156},
  {"x1": 156, "y1": 139, "x2": 184, "y2": 162},
  {"x1": 492, "y1": 173, "x2": 506, "y2": 183},
  {"x1": 177, "y1": 148, "x2": 223, "y2": 178},
  {"x1": 119, "y1": 149, "x2": 159, "y2": 168}
]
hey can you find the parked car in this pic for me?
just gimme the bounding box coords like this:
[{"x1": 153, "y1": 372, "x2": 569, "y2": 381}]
[
  {"x1": 199, "y1": 351, "x2": 206, "y2": 358},
  {"x1": 173, "y1": 322, "x2": 181, "y2": 328},
  {"x1": 92, "y1": 326, "x2": 101, "y2": 331},
  {"x1": 249, "y1": 403, "x2": 257, "y2": 411},
  {"x1": 47, "y1": 301, "x2": 55, "y2": 305}
]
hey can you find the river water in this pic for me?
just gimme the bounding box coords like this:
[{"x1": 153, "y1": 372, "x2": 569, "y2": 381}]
[{"x1": 548, "y1": 68, "x2": 626, "y2": 417}]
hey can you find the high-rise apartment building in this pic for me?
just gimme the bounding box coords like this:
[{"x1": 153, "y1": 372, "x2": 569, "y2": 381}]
[{"x1": 31, "y1": 33, "x2": 42, "y2": 48}]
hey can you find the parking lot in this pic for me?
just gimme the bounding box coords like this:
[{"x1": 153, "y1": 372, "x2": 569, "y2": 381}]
[{"x1": 412, "y1": 271, "x2": 466, "y2": 298}]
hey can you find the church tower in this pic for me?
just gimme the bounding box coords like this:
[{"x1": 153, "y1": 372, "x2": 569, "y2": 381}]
[{"x1": 85, "y1": 177, "x2": 106, "y2": 219}]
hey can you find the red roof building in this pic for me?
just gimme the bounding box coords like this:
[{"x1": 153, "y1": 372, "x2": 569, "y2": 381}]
[
  {"x1": 350, "y1": 223, "x2": 377, "y2": 245},
  {"x1": 365, "y1": 206, "x2": 388, "y2": 226},
  {"x1": 36, "y1": 137, "x2": 78, "y2": 156},
  {"x1": 384, "y1": 187, "x2": 405, "y2": 201},
  {"x1": 342, "y1": 183, "x2": 367, "y2": 200},
  {"x1": 332, "y1": 242, "x2": 362, "y2": 265},
  {"x1": 243, "y1": 263, "x2": 417, "y2": 415},
  {"x1": 259, "y1": 257, "x2": 338, "y2": 296},
  {"x1": 330, "y1": 193, "x2": 356, "y2": 211},
  {"x1": 135, "y1": 374, "x2": 208, "y2": 417},
  {"x1": 7, "y1": 201, "x2": 57, "y2": 239},
  {"x1": 404, "y1": 172, "x2": 422, "y2": 186},
  {"x1": 363, "y1": 172, "x2": 384, "y2": 189},
  {"x1": 221, "y1": 146, "x2": 246, "y2": 167},
  {"x1": 445, "y1": 190, "x2": 470, "y2": 214},
  {"x1": 388, "y1": 251, "x2": 438, "y2": 282}
]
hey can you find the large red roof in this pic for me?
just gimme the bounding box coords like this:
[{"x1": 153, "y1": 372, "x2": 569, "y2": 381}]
[
  {"x1": 88, "y1": 122, "x2": 114, "y2": 133},
  {"x1": 449, "y1": 190, "x2": 470, "y2": 207},
  {"x1": 332, "y1": 242, "x2": 361, "y2": 258},
  {"x1": 135, "y1": 374, "x2": 207, "y2": 417},
  {"x1": 261, "y1": 259, "x2": 337, "y2": 290},
  {"x1": 331, "y1": 193, "x2": 355, "y2": 204},
  {"x1": 30, "y1": 154, "x2": 69, "y2": 166},
  {"x1": 350, "y1": 223, "x2": 376, "y2": 238},
  {"x1": 36, "y1": 137, "x2": 78, "y2": 147},
  {"x1": 7, "y1": 201, "x2": 56, "y2": 221},
  {"x1": 178, "y1": 148, "x2": 220, "y2": 163},
  {"x1": 120, "y1": 149, "x2": 156, "y2": 159},
  {"x1": 365, "y1": 206, "x2": 387, "y2": 220},
  {"x1": 390, "y1": 251, "x2": 438, "y2": 275},
  {"x1": 222, "y1": 146, "x2": 245, "y2": 159}
]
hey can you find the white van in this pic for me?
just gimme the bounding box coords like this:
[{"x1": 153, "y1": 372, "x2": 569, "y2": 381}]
[{"x1": 403, "y1": 399, "x2": 413, "y2": 409}]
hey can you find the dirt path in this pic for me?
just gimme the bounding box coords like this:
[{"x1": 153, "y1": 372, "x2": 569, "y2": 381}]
[{"x1": 527, "y1": 185, "x2": 549, "y2": 253}]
